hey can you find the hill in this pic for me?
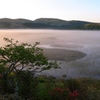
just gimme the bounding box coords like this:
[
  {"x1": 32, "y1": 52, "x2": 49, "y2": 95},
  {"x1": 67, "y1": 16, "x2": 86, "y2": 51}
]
[
  {"x1": 0, "y1": 18, "x2": 100, "y2": 30},
  {"x1": 0, "y1": 18, "x2": 32, "y2": 29}
]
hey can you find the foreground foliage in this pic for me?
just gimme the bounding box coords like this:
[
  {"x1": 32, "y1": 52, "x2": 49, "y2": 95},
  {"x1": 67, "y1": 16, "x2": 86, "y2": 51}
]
[
  {"x1": 0, "y1": 38, "x2": 58, "y2": 98},
  {"x1": 0, "y1": 75, "x2": 100, "y2": 100}
]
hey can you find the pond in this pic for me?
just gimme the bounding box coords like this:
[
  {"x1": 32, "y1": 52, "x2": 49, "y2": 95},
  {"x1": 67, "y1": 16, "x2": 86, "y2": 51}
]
[{"x1": 0, "y1": 29, "x2": 100, "y2": 79}]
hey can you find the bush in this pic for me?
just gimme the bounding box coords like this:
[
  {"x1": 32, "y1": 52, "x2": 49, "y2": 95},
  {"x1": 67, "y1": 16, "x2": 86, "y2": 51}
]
[
  {"x1": 16, "y1": 71, "x2": 38, "y2": 99},
  {"x1": 49, "y1": 87, "x2": 79, "y2": 100}
]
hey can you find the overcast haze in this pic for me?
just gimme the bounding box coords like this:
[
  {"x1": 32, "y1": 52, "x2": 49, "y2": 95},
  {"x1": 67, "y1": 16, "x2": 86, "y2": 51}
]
[{"x1": 0, "y1": 0, "x2": 100, "y2": 22}]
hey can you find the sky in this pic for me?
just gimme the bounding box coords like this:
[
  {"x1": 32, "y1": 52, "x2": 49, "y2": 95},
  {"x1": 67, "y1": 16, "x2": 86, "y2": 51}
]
[{"x1": 0, "y1": 0, "x2": 100, "y2": 22}]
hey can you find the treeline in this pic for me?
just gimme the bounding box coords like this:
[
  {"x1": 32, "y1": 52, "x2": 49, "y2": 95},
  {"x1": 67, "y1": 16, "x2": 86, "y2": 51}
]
[{"x1": 0, "y1": 18, "x2": 100, "y2": 30}]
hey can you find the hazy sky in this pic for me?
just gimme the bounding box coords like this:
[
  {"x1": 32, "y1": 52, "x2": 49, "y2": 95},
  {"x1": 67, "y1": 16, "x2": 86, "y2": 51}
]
[{"x1": 0, "y1": 0, "x2": 100, "y2": 22}]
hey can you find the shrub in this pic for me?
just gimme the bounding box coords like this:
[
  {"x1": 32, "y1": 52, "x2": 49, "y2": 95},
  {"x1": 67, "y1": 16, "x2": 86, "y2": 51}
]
[{"x1": 49, "y1": 87, "x2": 79, "y2": 100}]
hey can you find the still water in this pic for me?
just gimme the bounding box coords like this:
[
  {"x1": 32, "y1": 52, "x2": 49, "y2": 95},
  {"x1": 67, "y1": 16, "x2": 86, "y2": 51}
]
[{"x1": 0, "y1": 29, "x2": 100, "y2": 79}]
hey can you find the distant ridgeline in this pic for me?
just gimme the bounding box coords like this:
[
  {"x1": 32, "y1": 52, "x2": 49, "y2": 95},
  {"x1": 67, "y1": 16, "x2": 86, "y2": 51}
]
[{"x1": 0, "y1": 18, "x2": 100, "y2": 30}]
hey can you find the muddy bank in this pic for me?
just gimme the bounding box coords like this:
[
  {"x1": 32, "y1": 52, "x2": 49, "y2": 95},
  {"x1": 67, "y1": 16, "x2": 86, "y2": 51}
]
[{"x1": 43, "y1": 48, "x2": 86, "y2": 62}]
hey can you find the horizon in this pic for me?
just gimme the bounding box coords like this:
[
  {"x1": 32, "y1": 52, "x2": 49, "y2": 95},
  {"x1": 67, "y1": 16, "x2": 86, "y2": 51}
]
[
  {"x1": 0, "y1": 17, "x2": 98, "y2": 23},
  {"x1": 0, "y1": 0, "x2": 100, "y2": 23}
]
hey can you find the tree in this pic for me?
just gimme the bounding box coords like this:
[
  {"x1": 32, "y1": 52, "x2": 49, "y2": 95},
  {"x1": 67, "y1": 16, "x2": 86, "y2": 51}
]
[{"x1": 0, "y1": 38, "x2": 58, "y2": 94}]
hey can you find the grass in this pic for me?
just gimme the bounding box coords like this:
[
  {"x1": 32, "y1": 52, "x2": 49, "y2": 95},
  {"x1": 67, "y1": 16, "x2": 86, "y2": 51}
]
[
  {"x1": 0, "y1": 75, "x2": 100, "y2": 100},
  {"x1": 34, "y1": 76, "x2": 100, "y2": 100}
]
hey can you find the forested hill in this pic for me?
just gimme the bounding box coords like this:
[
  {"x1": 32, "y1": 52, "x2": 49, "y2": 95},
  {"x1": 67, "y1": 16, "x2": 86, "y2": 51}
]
[{"x1": 0, "y1": 18, "x2": 100, "y2": 30}]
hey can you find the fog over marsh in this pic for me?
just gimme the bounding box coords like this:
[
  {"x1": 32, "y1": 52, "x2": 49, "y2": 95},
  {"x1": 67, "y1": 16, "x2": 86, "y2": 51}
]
[{"x1": 0, "y1": 29, "x2": 100, "y2": 79}]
